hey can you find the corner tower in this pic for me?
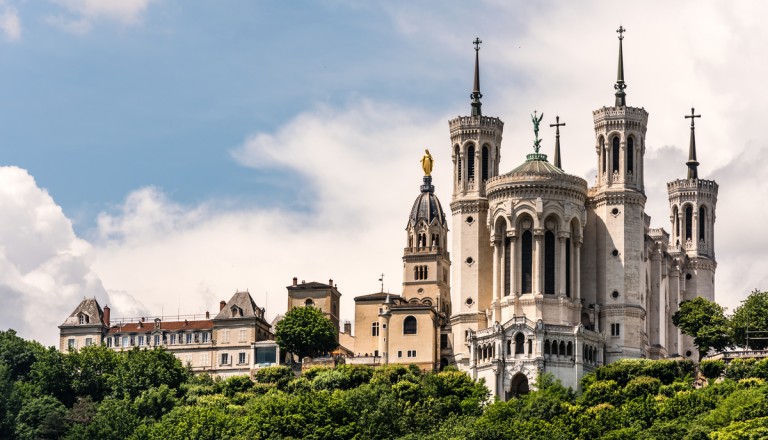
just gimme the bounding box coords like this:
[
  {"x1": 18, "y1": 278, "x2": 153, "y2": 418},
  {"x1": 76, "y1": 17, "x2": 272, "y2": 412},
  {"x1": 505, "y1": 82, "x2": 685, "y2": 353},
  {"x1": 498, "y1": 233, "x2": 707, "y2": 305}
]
[
  {"x1": 449, "y1": 38, "x2": 504, "y2": 367},
  {"x1": 403, "y1": 151, "x2": 451, "y2": 315},
  {"x1": 585, "y1": 27, "x2": 650, "y2": 362},
  {"x1": 667, "y1": 108, "x2": 718, "y2": 357}
]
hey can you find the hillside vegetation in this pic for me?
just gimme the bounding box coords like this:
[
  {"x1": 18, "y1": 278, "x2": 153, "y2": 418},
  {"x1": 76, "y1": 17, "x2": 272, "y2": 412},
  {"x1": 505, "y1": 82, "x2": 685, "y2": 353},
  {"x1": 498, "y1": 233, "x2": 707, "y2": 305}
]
[{"x1": 3, "y1": 329, "x2": 768, "y2": 439}]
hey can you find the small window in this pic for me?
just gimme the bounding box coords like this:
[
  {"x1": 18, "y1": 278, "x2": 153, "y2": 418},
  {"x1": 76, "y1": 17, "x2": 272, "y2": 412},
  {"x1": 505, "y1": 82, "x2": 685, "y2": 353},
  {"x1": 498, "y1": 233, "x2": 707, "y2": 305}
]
[
  {"x1": 239, "y1": 329, "x2": 247, "y2": 343},
  {"x1": 67, "y1": 338, "x2": 76, "y2": 350},
  {"x1": 238, "y1": 352, "x2": 247, "y2": 365},
  {"x1": 305, "y1": 299, "x2": 314, "y2": 307},
  {"x1": 78, "y1": 314, "x2": 88, "y2": 325},
  {"x1": 137, "y1": 336, "x2": 144, "y2": 346},
  {"x1": 202, "y1": 332, "x2": 210, "y2": 343},
  {"x1": 85, "y1": 337, "x2": 93, "y2": 347},
  {"x1": 403, "y1": 316, "x2": 418, "y2": 335},
  {"x1": 407, "y1": 350, "x2": 417, "y2": 358},
  {"x1": 187, "y1": 333, "x2": 194, "y2": 344},
  {"x1": 220, "y1": 353, "x2": 229, "y2": 365},
  {"x1": 106, "y1": 338, "x2": 112, "y2": 348},
  {"x1": 170, "y1": 334, "x2": 177, "y2": 345},
  {"x1": 397, "y1": 350, "x2": 403, "y2": 358},
  {"x1": 611, "y1": 323, "x2": 621, "y2": 336},
  {"x1": 371, "y1": 322, "x2": 379, "y2": 337},
  {"x1": 154, "y1": 334, "x2": 161, "y2": 346},
  {"x1": 611, "y1": 291, "x2": 620, "y2": 299}
]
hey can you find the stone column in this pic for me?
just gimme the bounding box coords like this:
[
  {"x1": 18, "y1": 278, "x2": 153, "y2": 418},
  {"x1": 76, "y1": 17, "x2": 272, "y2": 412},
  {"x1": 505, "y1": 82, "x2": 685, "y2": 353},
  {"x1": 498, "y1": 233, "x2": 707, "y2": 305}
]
[
  {"x1": 533, "y1": 229, "x2": 543, "y2": 295},
  {"x1": 574, "y1": 238, "x2": 582, "y2": 301},
  {"x1": 508, "y1": 234, "x2": 518, "y2": 296},
  {"x1": 558, "y1": 232, "x2": 568, "y2": 297},
  {"x1": 491, "y1": 238, "x2": 501, "y2": 322}
]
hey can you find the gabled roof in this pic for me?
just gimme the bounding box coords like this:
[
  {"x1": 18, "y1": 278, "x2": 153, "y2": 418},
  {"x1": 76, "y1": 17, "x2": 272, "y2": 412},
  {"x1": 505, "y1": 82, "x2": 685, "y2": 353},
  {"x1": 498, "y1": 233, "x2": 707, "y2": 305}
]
[
  {"x1": 214, "y1": 291, "x2": 265, "y2": 321},
  {"x1": 60, "y1": 298, "x2": 106, "y2": 327}
]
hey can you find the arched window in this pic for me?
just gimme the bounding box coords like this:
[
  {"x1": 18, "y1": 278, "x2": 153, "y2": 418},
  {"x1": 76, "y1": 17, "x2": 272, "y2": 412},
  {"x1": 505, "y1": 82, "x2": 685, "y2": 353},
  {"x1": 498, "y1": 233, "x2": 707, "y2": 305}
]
[
  {"x1": 559, "y1": 341, "x2": 566, "y2": 356},
  {"x1": 413, "y1": 267, "x2": 418, "y2": 280},
  {"x1": 455, "y1": 145, "x2": 461, "y2": 182},
  {"x1": 552, "y1": 340, "x2": 558, "y2": 356},
  {"x1": 305, "y1": 299, "x2": 314, "y2": 307},
  {"x1": 371, "y1": 322, "x2": 379, "y2": 336},
  {"x1": 481, "y1": 145, "x2": 489, "y2": 181},
  {"x1": 467, "y1": 145, "x2": 475, "y2": 180},
  {"x1": 521, "y1": 230, "x2": 533, "y2": 293},
  {"x1": 627, "y1": 137, "x2": 634, "y2": 174},
  {"x1": 600, "y1": 137, "x2": 606, "y2": 173},
  {"x1": 79, "y1": 314, "x2": 88, "y2": 324},
  {"x1": 544, "y1": 340, "x2": 551, "y2": 355},
  {"x1": 565, "y1": 237, "x2": 572, "y2": 298},
  {"x1": 685, "y1": 206, "x2": 693, "y2": 240},
  {"x1": 424, "y1": 266, "x2": 428, "y2": 279},
  {"x1": 403, "y1": 316, "x2": 417, "y2": 335},
  {"x1": 567, "y1": 341, "x2": 573, "y2": 356},
  {"x1": 673, "y1": 206, "x2": 679, "y2": 238},
  {"x1": 515, "y1": 332, "x2": 525, "y2": 354},
  {"x1": 612, "y1": 137, "x2": 620, "y2": 173},
  {"x1": 699, "y1": 206, "x2": 706, "y2": 241},
  {"x1": 504, "y1": 237, "x2": 512, "y2": 296},
  {"x1": 544, "y1": 230, "x2": 556, "y2": 294}
]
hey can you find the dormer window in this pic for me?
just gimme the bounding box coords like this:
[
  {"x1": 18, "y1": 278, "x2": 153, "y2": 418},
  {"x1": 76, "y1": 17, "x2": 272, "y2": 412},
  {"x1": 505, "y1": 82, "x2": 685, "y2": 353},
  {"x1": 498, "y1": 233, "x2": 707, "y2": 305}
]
[
  {"x1": 231, "y1": 306, "x2": 243, "y2": 317},
  {"x1": 305, "y1": 299, "x2": 314, "y2": 307},
  {"x1": 78, "y1": 314, "x2": 89, "y2": 325}
]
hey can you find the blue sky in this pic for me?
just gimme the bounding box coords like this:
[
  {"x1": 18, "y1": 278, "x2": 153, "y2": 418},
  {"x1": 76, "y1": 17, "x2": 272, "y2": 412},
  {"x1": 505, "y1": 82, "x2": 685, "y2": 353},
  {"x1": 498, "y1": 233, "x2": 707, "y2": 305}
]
[{"x1": 2, "y1": 0, "x2": 768, "y2": 345}]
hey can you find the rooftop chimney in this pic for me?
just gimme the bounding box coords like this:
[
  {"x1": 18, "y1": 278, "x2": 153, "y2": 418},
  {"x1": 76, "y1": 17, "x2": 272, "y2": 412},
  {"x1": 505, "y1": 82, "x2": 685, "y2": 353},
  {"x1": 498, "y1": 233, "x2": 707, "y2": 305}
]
[
  {"x1": 205, "y1": 311, "x2": 210, "y2": 319},
  {"x1": 343, "y1": 321, "x2": 352, "y2": 334},
  {"x1": 292, "y1": 277, "x2": 298, "y2": 287},
  {"x1": 329, "y1": 278, "x2": 333, "y2": 287},
  {"x1": 103, "y1": 305, "x2": 111, "y2": 327},
  {"x1": 219, "y1": 300, "x2": 226, "y2": 311}
]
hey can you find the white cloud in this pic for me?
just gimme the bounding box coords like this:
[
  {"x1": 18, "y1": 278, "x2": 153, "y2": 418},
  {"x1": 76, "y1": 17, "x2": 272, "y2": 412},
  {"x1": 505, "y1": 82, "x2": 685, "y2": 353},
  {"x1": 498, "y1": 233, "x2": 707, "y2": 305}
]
[
  {"x1": 0, "y1": 167, "x2": 148, "y2": 346},
  {"x1": 0, "y1": 3, "x2": 20, "y2": 40},
  {"x1": 48, "y1": 0, "x2": 152, "y2": 34}
]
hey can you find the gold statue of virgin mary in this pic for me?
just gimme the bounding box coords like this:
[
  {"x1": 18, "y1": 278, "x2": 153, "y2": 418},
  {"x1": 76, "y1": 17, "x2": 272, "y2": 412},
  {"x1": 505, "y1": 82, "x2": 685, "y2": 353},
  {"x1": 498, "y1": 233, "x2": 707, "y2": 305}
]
[{"x1": 421, "y1": 149, "x2": 434, "y2": 176}]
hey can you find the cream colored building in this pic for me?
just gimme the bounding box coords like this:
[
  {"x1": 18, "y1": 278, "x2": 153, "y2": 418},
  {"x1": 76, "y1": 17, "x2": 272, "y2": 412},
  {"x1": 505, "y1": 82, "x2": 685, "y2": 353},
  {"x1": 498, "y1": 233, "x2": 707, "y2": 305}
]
[
  {"x1": 450, "y1": 30, "x2": 718, "y2": 398},
  {"x1": 59, "y1": 290, "x2": 273, "y2": 378}
]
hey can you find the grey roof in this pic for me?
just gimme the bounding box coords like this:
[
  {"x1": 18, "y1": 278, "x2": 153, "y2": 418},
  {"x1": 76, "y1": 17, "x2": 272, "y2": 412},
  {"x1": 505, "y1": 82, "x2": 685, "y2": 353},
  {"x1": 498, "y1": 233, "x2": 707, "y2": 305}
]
[
  {"x1": 408, "y1": 185, "x2": 447, "y2": 228},
  {"x1": 506, "y1": 154, "x2": 564, "y2": 176},
  {"x1": 214, "y1": 291, "x2": 265, "y2": 321},
  {"x1": 354, "y1": 292, "x2": 402, "y2": 302},
  {"x1": 287, "y1": 281, "x2": 333, "y2": 290},
  {"x1": 60, "y1": 298, "x2": 106, "y2": 327}
]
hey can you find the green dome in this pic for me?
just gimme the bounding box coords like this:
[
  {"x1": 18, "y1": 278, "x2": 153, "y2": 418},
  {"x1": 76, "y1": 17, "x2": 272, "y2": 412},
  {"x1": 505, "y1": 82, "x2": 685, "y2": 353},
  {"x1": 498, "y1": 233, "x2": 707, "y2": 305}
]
[{"x1": 507, "y1": 153, "x2": 564, "y2": 175}]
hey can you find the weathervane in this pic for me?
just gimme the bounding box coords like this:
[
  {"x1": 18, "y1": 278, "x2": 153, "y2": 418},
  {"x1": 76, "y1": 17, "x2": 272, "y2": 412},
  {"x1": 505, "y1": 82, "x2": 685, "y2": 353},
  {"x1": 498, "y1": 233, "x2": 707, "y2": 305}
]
[{"x1": 531, "y1": 110, "x2": 544, "y2": 153}]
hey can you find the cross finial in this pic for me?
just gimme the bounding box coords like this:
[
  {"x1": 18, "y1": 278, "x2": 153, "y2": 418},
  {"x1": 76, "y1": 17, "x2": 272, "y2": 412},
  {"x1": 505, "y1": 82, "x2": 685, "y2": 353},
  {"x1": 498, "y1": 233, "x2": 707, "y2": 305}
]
[
  {"x1": 617, "y1": 26, "x2": 626, "y2": 40},
  {"x1": 685, "y1": 107, "x2": 702, "y2": 179},
  {"x1": 378, "y1": 273, "x2": 385, "y2": 292},
  {"x1": 550, "y1": 116, "x2": 566, "y2": 169},
  {"x1": 685, "y1": 107, "x2": 701, "y2": 127},
  {"x1": 470, "y1": 38, "x2": 483, "y2": 116},
  {"x1": 473, "y1": 37, "x2": 482, "y2": 51}
]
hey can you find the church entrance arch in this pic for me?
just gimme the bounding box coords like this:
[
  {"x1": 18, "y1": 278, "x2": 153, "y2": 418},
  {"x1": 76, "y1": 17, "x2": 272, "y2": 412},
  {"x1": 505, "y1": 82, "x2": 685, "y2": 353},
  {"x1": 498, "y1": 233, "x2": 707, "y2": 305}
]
[{"x1": 508, "y1": 373, "x2": 530, "y2": 399}]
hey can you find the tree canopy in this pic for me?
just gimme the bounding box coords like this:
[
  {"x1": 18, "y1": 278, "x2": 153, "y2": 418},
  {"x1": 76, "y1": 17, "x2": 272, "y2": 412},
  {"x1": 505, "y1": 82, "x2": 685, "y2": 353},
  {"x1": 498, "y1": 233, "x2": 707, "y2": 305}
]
[
  {"x1": 731, "y1": 290, "x2": 768, "y2": 349},
  {"x1": 274, "y1": 306, "x2": 338, "y2": 360},
  {"x1": 672, "y1": 296, "x2": 731, "y2": 360}
]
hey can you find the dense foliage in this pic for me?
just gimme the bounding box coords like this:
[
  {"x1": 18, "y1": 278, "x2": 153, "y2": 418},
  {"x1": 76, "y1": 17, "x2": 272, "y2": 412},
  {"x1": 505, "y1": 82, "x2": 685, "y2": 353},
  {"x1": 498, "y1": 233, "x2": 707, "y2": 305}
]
[
  {"x1": 8, "y1": 328, "x2": 768, "y2": 438},
  {"x1": 673, "y1": 297, "x2": 731, "y2": 360},
  {"x1": 275, "y1": 306, "x2": 338, "y2": 359}
]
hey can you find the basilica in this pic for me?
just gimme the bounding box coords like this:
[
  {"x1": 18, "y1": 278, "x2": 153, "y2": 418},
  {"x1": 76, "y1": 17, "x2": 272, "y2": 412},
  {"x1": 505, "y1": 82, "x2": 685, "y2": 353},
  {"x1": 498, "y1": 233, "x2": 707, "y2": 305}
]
[
  {"x1": 337, "y1": 28, "x2": 719, "y2": 397},
  {"x1": 59, "y1": 28, "x2": 719, "y2": 400}
]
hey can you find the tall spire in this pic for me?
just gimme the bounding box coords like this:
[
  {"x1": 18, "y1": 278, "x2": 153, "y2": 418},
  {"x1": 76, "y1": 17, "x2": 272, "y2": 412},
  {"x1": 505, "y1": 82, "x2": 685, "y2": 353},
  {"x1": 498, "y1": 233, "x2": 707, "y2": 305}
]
[
  {"x1": 614, "y1": 26, "x2": 627, "y2": 107},
  {"x1": 470, "y1": 38, "x2": 483, "y2": 117},
  {"x1": 685, "y1": 107, "x2": 701, "y2": 179},
  {"x1": 550, "y1": 115, "x2": 566, "y2": 169}
]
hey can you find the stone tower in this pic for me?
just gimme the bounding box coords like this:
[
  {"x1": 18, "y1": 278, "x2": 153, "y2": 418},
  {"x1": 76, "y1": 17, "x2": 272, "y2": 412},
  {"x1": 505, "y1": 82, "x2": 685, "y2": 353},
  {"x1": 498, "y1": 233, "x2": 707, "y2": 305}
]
[
  {"x1": 449, "y1": 38, "x2": 504, "y2": 367},
  {"x1": 584, "y1": 27, "x2": 650, "y2": 362},
  {"x1": 667, "y1": 108, "x2": 718, "y2": 357},
  {"x1": 403, "y1": 158, "x2": 451, "y2": 314}
]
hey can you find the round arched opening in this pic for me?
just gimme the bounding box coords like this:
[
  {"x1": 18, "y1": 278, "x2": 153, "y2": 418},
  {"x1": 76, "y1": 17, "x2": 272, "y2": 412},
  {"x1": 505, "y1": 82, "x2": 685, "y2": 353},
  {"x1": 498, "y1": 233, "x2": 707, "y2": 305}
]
[{"x1": 508, "y1": 373, "x2": 530, "y2": 399}]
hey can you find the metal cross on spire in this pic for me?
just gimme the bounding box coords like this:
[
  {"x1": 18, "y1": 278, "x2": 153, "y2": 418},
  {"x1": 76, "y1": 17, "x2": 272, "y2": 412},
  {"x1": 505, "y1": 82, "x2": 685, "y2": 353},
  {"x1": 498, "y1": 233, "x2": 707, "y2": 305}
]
[
  {"x1": 471, "y1": 38, "x2": 483, "y2": 117},
  {"x1": 378, "y1": 273, "x2": 385, "y2": 292},
  {"x1": 614, "y1": 26, "x2": 627, "y2": 107},
  {"x1": 550, "y1": 115, "x2": 566, "y2": 169},
  {"x1": 685, "y1": 107, "x2": 702, "y2": 179}
]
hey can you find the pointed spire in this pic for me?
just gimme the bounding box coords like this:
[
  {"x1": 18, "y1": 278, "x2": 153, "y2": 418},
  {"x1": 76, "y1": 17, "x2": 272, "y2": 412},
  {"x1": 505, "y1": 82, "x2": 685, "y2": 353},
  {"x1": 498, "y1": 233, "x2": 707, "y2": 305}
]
[
  {"x1": 614, "y1": 26, "x2": 627, "y2": 107},
  {"x1": 550, "y1": 116, "x2": 566, "y2": 169},
  {"x1": 685, "y1": 107, "x2": 701, "y2": 179},
  {"x1": 470, "y1": 38, "x2": 483, "y2": 117}
]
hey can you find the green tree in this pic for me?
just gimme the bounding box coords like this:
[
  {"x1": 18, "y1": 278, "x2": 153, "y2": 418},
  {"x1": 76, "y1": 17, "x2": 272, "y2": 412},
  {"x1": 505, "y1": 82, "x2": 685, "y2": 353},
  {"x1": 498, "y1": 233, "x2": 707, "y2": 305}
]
[
  {"x1": 14, "y1": 395, "x2": 67, "y2": 440},
  {"x1": 109, "y1": 347, "x2": 189, "y2": 399},
  {"x1": 0, "y1": 329, "x2": 43, "y2": 381},
  {"x1": 274, "y1": 306, "x2": 338, "y2": 360},
  {"x1": 672, "y1": 297, "x2": 731, "y2": 360},
  {"x1": 731, "y1": 290, "x2": 768, "y2": 349}
]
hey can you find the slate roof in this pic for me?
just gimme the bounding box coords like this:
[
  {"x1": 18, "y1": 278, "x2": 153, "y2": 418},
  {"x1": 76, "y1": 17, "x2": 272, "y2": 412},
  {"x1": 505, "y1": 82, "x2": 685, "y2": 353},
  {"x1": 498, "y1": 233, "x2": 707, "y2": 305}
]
[
  {"x1": 60, "y1": 298, "x2": 106, "y2": 327},
  {"x1": 408, "y1": 191, "x2": 446, "y2": 227},
  {"x1": 214, "y1": 291, "x2": 265, "y2": 321},
  {"x1": 507, "y1": 154, "x2": 564, "y2": 175}
]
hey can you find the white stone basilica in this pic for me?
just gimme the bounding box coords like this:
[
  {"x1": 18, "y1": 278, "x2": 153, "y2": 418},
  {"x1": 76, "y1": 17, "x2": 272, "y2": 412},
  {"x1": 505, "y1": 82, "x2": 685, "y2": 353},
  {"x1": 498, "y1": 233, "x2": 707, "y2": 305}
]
[{"x1": 444, "y1": 30, "x2": 718, "y2": 397}]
